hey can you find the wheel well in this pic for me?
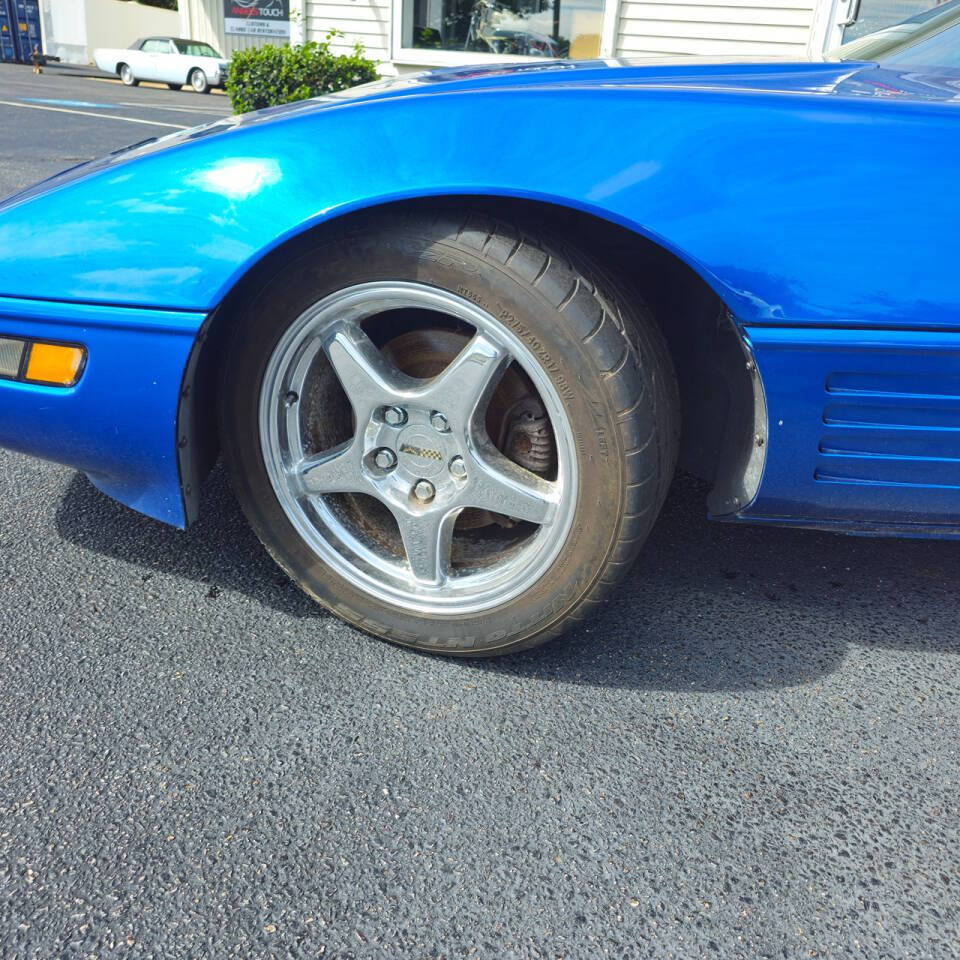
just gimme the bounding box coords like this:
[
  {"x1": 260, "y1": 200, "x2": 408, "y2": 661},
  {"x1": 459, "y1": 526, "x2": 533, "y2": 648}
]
[
  {"x1": 179, "y1": 196, "x2": 760, "y2": 523},
  {"x1": 116, "y1": 62, "x2": 126, "y2": 75}
]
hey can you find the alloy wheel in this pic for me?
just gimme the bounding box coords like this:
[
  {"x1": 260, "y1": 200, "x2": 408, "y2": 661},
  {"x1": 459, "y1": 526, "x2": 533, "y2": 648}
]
[{"x1": 258, "y1": 282, "x2": 578, "y2": 615}]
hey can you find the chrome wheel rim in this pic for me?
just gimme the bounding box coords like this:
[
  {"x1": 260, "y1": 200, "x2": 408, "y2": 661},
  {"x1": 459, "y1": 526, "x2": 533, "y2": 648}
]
[
  {"x1": 192, "y1": 71, "x2": 205, "y2": 91},
  {"x1": 258, "y1": 282, "x2": 579, "y2": 615}
]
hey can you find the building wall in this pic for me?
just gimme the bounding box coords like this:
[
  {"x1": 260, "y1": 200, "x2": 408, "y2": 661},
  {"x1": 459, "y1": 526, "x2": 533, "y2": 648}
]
[
  {"x1": 192, "y1": 0, "x2": 822, "y2": 67},
  {"x1": 86, "y1": 0, "x2": 180, "y2": 53},
  {"x1": 41, "y1": 0, "x2": 180, "y2": 64},
  {"x1": 39, "y1": 0, "x2": 86, "y2": 63},
  {"x1": 616, "y1": 0, "x2": 817, "y2": 57},
  {"x1": 304, "y1": 0, "x2": 390, "y2": 62},
  {"x1": 303, "y1": 0, "x2": 821, "y2": 64}
]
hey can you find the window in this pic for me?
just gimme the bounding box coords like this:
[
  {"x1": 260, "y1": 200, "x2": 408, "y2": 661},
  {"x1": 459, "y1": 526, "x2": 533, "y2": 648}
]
[
  {"x1": 883, "y1": 17, "x2": 960, "y2": 64},
  {"x1": 394, "y1": 0, "x2": 613, "y2": 63},
  {"x1": 141, "y1": 39, "x2": 173, "y2": 53},
  {"x1": 836, "y1": 0, "x2": 953, "y2": 44},
  {"x1": 174, "y1": 40, "x2": 222, "y2": 58},
  {"x1": 830, "y1": 0, "x2": 960, "y2": 57}
]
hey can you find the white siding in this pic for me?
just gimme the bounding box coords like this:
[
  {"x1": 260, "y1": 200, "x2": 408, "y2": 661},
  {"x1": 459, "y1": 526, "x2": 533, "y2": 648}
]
[
  {"x1": 304, "y1": 0, "x2": 391, "y2": 62},
  {"x1": 616, "y1": 0, "x2": 817, "y2": 57},
  {"x1": 182, "y1": 0, "x2": 821, "y2": 67}
]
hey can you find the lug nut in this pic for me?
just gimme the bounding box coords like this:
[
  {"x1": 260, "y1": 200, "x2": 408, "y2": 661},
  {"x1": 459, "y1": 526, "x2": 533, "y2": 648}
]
[
  {"x1": 383, "y1": 406, "x2": 407, "y2": 426},
  {"x1": 430, "y1": 411, "x2": 450, "y2": 432},
  {"x1": 413, "y1": 480, "x2": 435, "y2": 503},
  {"x1": 449, "y1": 456, "x2": 467, "y2": 480},
  {"x1": 374, "y1": 448, "x2": 396, "y2": 470}
]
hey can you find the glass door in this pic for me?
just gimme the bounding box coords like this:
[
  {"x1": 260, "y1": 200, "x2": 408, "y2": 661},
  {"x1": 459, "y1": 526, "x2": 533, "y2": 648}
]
[{"x1": 830, "y1": 0, "x2": 950, "y2": 46}]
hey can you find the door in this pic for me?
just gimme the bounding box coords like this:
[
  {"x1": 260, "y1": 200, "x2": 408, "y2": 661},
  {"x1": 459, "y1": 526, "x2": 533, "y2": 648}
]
[
  {"x1": 0, "y1": 2, "x2": 16, "y2": 63},
  {"x1": 153, "y1": 39, "x2": 183, "y2": 83},
  {"x1": 138, "y1": 38, "x2": 174, "y2": 82},
  {"x1": 10, "y1": 0, "x2": 42, "y2": 62},
  {"x1": 824, "y1": 0, "x2": 950, "y2": 49},
  {"x1": 0, "y1": 0, "x2": 41, "y2": 63}
]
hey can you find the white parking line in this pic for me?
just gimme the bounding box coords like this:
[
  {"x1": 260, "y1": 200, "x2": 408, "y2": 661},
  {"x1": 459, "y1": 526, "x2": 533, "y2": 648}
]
[{"x1": 0, "y1": 99, "x2": 188, "y2": 129}]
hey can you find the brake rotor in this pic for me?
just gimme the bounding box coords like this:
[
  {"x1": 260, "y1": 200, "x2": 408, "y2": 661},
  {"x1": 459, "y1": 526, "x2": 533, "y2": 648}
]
[{"x1": 380, "y1": 327, "x2": 529, "y2": 433}]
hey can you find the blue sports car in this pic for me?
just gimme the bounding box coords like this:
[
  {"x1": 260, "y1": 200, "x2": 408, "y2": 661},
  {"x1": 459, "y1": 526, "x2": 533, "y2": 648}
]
[{"x1": 0, "y1": 5, "x2": 957, "y2": 655}]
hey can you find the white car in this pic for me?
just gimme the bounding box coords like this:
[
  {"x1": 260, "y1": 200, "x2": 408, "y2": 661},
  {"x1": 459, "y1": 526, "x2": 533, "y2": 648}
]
[{"x1": 93, "y1": 37, "x2": 229, "y2": 94}]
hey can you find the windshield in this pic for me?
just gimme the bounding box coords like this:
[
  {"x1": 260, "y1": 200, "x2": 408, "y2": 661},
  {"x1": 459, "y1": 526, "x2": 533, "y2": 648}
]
[
  {"x1": 829, "y1": 0, "x2": 960, "y2": 62},
  {"x1": 173, "y1": 40, "x2": 222, "y2": 58}
]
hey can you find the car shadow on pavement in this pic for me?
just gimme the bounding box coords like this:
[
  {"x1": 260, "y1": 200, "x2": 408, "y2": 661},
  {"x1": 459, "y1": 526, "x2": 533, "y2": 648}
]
[
  {"x1": 480, "y1": 472, "x2": 960, "y2": 690},
  {"x1": 55, "y1": 465, "x2": 960, "y2": 691},
  {"x1": 55, "y1": 463, "x2": 321, "y2": 621}
]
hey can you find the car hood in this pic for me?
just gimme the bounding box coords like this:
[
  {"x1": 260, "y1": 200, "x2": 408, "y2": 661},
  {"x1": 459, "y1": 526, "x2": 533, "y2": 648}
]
[{"x1": 0, "y1": 56, "x2": 952, "y2": 212}]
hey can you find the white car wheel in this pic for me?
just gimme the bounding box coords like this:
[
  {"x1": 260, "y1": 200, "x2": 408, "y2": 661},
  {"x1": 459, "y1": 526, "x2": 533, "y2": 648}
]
[{"x1": 189, "y1": 69, "x2": 209, "y2": 94}]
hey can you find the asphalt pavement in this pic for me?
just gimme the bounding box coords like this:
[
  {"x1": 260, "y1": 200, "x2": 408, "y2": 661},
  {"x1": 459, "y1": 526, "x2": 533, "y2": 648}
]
[
  {"x1": 1, "y1": 62, "x2": 959, "y2": 959},
  {"x1": 0, "y1": 63, "x2": 231, "y2": 194}
]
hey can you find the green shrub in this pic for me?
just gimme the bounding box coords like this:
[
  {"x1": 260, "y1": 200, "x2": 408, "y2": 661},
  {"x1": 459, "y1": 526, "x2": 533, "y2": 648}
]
[{"x1": 226, "y1": 35, "x2": 379, "y2": 114}]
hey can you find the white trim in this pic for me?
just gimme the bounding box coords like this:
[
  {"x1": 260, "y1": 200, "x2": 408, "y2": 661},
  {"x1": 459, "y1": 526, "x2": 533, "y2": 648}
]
[
  {"x1": 290, "y1": 0, "x2": 305, "y2": 44},
  {"x1": 807, "y1": 0, "x2": 849, "y2": 54},
  {"x1": 599, "y1": 0, "x2": 622, "y2": 55}
]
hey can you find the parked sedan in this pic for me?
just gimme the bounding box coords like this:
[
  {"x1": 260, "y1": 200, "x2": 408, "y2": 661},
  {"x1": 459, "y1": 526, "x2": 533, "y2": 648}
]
[
  {"x1": 93, "y1": 37, "x2": 229, "y2": 93},
  {"x1": 3, "y1": 4, "x2": 959, "y2": 657}
]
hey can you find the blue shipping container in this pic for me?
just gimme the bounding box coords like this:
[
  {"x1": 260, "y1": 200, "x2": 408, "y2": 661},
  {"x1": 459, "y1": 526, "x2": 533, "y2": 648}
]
[{"x1": 0, "y1": 0, "x2": 42, "y2": 64}]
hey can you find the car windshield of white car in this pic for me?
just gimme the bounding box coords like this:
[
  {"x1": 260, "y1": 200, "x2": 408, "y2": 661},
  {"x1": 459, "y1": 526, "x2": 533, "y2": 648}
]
[{"x1": 173, "y1": 40, "x2": 221, "y2": 57}]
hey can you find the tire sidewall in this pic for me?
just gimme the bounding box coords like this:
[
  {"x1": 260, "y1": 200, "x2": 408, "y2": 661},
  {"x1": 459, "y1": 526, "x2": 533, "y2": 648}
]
[{"x1": 221, "y1": 225, "x2": 629, "y2": 653}]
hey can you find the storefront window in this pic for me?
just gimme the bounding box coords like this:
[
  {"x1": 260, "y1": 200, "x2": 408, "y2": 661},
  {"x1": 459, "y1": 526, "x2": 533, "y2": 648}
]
[{"x1": 402, "y1": 0, "x2": 604, "y2": 59}]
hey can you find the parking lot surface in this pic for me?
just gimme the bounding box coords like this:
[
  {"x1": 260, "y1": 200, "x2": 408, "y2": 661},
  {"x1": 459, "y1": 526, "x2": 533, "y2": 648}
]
[
  {"x1": 1, "y1": 63, "x2": 959, "y2": 959},
  {"x1": 0, "y1": 64, "x2": 230, "y2": 195}
]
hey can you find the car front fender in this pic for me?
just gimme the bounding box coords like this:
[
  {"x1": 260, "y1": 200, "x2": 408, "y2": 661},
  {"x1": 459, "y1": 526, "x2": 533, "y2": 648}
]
[{"x1": 0, "y1": 84, "x2": 956, "y2": 329}]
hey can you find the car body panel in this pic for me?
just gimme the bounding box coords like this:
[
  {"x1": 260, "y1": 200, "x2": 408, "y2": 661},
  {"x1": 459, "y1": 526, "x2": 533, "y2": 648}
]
[
  {"x1": 0, "y1": 58, "x2": 958, "y2": 533},
  {"x1": 746, "y1": 325, "x2": 960, "y2": 528},
  {"x1": 0, "y1": 60, "x2": 956, "y2": 327},
  {"x1": 0, "y1": 297, "x2": 204, "y2": 527}
]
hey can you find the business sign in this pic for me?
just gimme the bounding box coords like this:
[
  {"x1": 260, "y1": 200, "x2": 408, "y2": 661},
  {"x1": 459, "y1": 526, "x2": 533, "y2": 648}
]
[{"x1": 224, "y1": 0, "x2": 290, "y2": 38}]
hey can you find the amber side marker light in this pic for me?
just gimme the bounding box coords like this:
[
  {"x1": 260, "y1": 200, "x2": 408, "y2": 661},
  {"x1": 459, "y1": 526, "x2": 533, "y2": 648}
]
[{"x1": 0, "y1": 337, "x2": 86, "y2": 387}]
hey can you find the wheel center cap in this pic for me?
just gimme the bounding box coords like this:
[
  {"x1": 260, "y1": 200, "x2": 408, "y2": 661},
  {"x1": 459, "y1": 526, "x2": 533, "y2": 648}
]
[{"x1": 397, "y1": 427, "x2": 446, "y2": 478}]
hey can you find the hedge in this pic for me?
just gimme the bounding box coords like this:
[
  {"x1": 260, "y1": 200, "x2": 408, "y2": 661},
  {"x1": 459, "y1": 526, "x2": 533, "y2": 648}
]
[{"x1": 225, "y1": 36, "x2": 379, "y2": 114}]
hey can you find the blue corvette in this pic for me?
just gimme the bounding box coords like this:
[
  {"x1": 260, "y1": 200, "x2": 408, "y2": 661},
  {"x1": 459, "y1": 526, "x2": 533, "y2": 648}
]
[{"x1": 0, "y1": 5, "x2": 958, "y2": 655}]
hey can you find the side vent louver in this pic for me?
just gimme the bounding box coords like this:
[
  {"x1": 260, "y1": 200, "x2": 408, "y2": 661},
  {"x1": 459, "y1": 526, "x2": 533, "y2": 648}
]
[{"x1": 818, "y1": 370, "x2": 960, "y2": 488}]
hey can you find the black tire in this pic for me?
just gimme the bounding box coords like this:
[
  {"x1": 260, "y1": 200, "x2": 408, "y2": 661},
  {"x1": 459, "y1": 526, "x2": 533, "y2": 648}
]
[
  {"x1": 118, "y1": 64, "x2": 138, "y2": 87},
  {"x1": 220, "y1": 208, "x2": 679, "y2": 656},
  {"x1": 189, "y1": 69, "x2": 209, "y2": 94},
  {"x1": 167, "y1": 82, "x2": 182, "y2": 90}
]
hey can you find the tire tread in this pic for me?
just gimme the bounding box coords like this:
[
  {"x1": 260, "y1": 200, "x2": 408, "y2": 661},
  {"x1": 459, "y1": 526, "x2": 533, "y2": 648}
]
[{"x1": 428, "y1": 209, "x2": 679, "y2": 654}]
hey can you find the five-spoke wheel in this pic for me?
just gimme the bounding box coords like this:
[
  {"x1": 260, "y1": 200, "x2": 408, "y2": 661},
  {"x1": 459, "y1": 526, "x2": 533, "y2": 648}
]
[
  {"x1": 221, "y1": 209, "x2": 678, "y2": 654},
  {"x1": 259, "y1": 282, "x2": 577, "y2": 612}
]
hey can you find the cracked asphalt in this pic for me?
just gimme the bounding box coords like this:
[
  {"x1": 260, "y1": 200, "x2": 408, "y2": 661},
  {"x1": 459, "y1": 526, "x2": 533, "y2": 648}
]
[{"x1": 1, "y1": 63, "x2": 959, "y2": 960}]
